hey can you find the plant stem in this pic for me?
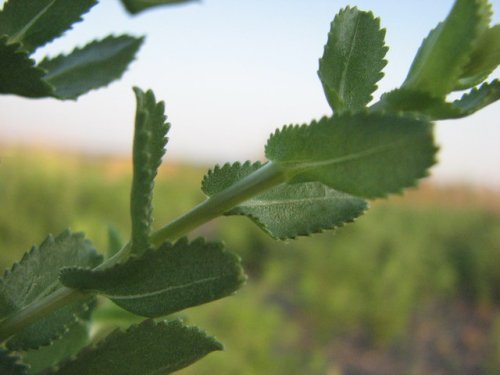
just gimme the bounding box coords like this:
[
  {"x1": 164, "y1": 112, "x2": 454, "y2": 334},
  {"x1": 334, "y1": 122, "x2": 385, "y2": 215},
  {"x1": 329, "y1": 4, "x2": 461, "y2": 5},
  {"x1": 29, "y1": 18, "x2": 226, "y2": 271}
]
[{"x1": 0, "y1": 161, "x2": 287, "y2": 343}]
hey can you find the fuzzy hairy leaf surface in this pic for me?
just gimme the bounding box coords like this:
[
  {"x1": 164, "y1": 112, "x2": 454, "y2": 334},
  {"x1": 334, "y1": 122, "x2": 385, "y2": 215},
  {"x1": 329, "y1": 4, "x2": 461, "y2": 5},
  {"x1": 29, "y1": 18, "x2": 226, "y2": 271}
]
[
  {"x1": 48, "y1": 319, "x2": 222, "y2": 375},
  {"x1": 121, "y1": 0, "x2": 197, "y2": 15},
  {"x1": 0, "y1": 349, "x2": 28, "y2": 375},
  {"x1": 403, "y1": 0, "x2": 492, "y2": 97},
  {"x1": 21, "y1": 322, "x2": 89, "y2": 374},
  {"x1": 38, "y1": 35, "x2": 143, "y2": 99},
  {"x1": 318, "y1": 6, "x2": 387, "y2": 113},
  {"x1": 60, "y1": 238, "x2": 245, "y2": 317},
  {"x1": 0, "y1": 0, "x2": 97, "y2": 52},
  {"x1": 265, "y1": 112, "x2": 436, "y2": 199},
  {"x1": 202, "y1": 162, "x2": 368, "y2": 239},
  {"x1": 0, "y1": 36, "x2": 53, "y2": 98},
  {"x1": 0, "y1": 230, "x2": 101, "y2": 350},
  {"x1": 129, "y1": 88, "x2": 170, "y2": 254}
]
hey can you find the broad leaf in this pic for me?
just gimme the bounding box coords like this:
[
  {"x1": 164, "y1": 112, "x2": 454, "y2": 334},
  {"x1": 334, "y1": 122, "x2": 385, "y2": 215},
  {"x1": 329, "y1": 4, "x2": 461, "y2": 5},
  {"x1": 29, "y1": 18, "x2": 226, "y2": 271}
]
[
  {"x1": 318, "y1": 6, "x2": 388, "y2": 113},
  {"x1": 265, "y1": 112, "x2": 436, "y2": 199},
  {"x1": 0, "y1": 36, "x2": 53, "y2": 98},
  {"x1": 48, "y1": 319, "x2": 222, "y2": 375},
  {"x1": 60, "y1": 238, "x2": 245, "y2": 317},
  {"x1": 0, "y1": 0, "x2": 97, "y2": 52},
  {"x1": 202, "y1": 162, "x2": 368, "y2": 239},
  {"x1": 121, "y1": 0, "x2": 198, "y2": 15},
  {"x1": 129, "y1": 88, "x2": 170, "y2": 254},
  {"x1": 38, "y1": 35, "x2": 144, "y2": 99},
  {"x1": 21, "y1": 322, "x2": 89, "y2": 374},
  {"x1": 0, "y1": 349, "x2": 28, "y2": 375},
  {"x1": 403, "y1": 0, "x2": 491, "y2": 97},
  {"x1": 0, "y1": 230, "x2": 102, "y2": 350}
]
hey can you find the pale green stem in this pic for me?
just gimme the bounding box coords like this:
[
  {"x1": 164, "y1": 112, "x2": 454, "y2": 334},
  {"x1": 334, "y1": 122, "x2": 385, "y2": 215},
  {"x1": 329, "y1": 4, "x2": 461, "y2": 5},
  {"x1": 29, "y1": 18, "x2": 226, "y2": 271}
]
[{"x1": 0, "y1": 161, "x2": 287, "y2": 343}]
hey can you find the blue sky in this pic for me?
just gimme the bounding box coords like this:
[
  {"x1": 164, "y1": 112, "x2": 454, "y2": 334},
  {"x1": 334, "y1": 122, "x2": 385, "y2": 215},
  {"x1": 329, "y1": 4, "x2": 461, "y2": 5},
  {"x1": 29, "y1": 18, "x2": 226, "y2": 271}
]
[{"x1": 1, "y1": 0, "x2": 499, "y2": 187}]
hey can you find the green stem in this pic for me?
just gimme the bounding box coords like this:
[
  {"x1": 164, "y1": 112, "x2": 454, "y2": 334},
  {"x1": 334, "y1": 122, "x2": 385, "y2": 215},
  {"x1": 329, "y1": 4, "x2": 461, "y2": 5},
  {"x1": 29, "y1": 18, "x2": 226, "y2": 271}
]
[{"x1": 0, "y1": 161, "x2": 287, "y2": 343}]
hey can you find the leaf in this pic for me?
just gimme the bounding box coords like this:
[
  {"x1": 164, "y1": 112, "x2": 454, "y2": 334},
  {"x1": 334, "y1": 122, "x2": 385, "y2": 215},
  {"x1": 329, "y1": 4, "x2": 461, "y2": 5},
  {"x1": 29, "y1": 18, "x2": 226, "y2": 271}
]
[
  {"x1": 403, "y1": 0, "x2": 492, "y2": 97},
  {"x1": 457, "y1": 24, "x2": 500, "y2": 90},
  {"x1": 202, "y1": 162, "x2": 368, "y2": 239},
  {"x1": 107, "y1": 224, "x2": 124, "y2": 258},
  {"x1": 0, "y1": 349, "x2": 28, "y2": 375},
  {"x1": 0, "y1": 36, "x2": 53, "y2": 98},
  {"x1": 120, "y1": 0, "x2": 198, "y2": 15},
  {"x1": 265, "y1": 112, "x2": 436, "y2": 199},
  {"x1": 21, "y1": 322, "x2": 89, "y2": 374},
  {"x1": 318, "y1": 6, "x2": 388, "y2": 113},
  {"x1": 0, "y1": 230, "x2": 102, "y2": 350},
  {"x1": 60, "y1": 238, "x2": 246, "y2": 317},
  {"x1": 0, "y1": 0, "x2": 97, "y2": 52},
  {"x1": 129, "y1": 88, "x2": 170, "y2": 254},
  {"x1": 38, "y1": 35, "x2": 144, "y2": 99},
  {"x1": 48, "y1": 319, "x2": 222, "y2": 375}
]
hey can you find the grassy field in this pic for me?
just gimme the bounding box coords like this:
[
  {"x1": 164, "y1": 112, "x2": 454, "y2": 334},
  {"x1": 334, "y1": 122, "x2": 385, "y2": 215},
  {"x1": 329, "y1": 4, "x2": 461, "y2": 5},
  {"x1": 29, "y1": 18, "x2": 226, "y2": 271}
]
[{"x1": 1, "y1": 147, "x2": 499, "y2": 374}]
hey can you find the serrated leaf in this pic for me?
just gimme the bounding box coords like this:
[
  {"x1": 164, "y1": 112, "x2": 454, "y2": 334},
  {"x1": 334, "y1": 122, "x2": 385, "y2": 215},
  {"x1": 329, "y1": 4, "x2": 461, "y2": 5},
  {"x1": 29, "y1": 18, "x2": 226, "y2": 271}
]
[
  {"x1": 130, "y1": 88, "x2": 170, "y2": 254},
  {"x1": 403, "y1": 0, "x2": 492, "y2": 97},
  {"x1": 121, "y1": 0, "x2": 198, "y2": 15},
  {"x1": 0, "y1": 36, "x2": 53, "y2": 98},
  {"x1": 38, "y1": 35, "x2": 144, "y2": 99},
  {"x1": 60, "y1": 238, "x2": 245, "y2": 317},
  {"x1": 48, "y1": 319, "x2": 222, "y2": 375},
  {"x1": 0, "y1": 0, "x2": 97, "y2": 52},
  {"x1": 202, "y1": 162, "x2": 368, "y2": 239},
  {"x1": 21, "y1": 322, "x2": 89, "y2": 374},
  {"x1": 265, "y1": 112, "x2": 436, "y2": 199},
  {"x1": 318, "y1": 6, "x2": 388, "y2": 113},
  {"x1": 0, "y1": 349, "x2": 28, "y2": 375},
  {"x1": 0, "y1": 230, "x2": 102, "y2": 350}
]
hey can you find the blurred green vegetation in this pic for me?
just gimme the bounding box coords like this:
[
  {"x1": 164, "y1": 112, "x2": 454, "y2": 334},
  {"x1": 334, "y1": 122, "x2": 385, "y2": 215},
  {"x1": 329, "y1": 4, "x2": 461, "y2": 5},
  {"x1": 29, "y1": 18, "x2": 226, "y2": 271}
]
[{"x1": 1, "y1": 147, "x2": 499, "y2": 374}]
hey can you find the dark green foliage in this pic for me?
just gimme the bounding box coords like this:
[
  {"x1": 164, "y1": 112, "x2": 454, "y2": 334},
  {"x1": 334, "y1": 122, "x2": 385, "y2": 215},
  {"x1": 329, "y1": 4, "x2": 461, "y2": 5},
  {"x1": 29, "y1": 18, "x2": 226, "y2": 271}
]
[
  {"x1": 61, "y1": 238, "x2": 246, "y2": 317},
  {"x1": 0, "y1": 350, "x2": 28, "y2": 375},
  {"x1": 121, "y1": 0, "x2": 198, "y2": 15},
  {"x1": 318, "y1": 6, "x2": 388, "y2": 113},
  {"x1": 47, "y1": 320, "x2": 222, "y2": 375}
]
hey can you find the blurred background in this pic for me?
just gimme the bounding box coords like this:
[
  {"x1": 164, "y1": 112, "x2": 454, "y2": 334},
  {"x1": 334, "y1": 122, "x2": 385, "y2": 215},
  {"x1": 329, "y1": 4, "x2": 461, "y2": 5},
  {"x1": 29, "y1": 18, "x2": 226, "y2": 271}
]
[{"x1": 1, "y1": 0, "x2": 499, "y2": 374}]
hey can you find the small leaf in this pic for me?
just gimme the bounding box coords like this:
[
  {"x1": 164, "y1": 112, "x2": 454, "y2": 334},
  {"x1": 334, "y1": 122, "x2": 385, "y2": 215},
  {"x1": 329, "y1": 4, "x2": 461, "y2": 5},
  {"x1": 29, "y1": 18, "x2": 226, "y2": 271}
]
[
  {"x1": 403, "y1": 0, "x2": 492, "y2": 97},
  {"x1": 0, "y1": 36, "x2": 53, "y2": 98},
  {"x1": 20, "y1": 322, "x2": 89, "y2": 374},
  {"x1": 107, "y1": 224, "x2": 124, "y2": 258},
  {"x1": 48, "y1": 319, "x2": 222, "y2": 375},
  {"x1": 38, "y1": 35, "x2": 144, "y2": 99},
  {"x1": 318, "y1": 6, "x2": 388, "y2": 113},
  {"x1": 0, "y1": 0, "x2": 97, "y2": 52},
  {"x1": 60, "y1": 238, "x2": 245, "y2": 317},
  {"x1": 130, "y1": 88, "x2": 170, "y2": 254},
  {"x1": 202, "y1": 162, "x2": 368, "y2": 239},
  {"x1": 0, "y1": 349, "x2": 28, "y2": 375},
  {"x1": 265, "y1": 112, "x2": 436, "y2": 199},
  {"x1": 121, "y1": 0, "x2": 198, "y2": 15},
  {"x1": 0, "y1": 230, "x2": 102, "y2": 350}
]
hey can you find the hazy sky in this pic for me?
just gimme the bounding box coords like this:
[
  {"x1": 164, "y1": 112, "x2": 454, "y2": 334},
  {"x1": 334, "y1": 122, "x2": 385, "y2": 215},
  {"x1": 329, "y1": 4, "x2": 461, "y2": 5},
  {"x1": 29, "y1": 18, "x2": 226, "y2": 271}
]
[{"x1": 1, "y1": 0, "x2": 499, "y2": 187}]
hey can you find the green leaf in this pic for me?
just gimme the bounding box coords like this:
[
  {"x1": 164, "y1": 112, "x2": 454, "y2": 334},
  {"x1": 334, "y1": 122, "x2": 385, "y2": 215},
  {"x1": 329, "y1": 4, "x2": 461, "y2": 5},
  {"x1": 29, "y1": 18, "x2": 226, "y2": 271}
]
[
  {"x1": 48, "y1": 319, "x2": 222, "y2": 375},
  {"x1": 0, "y1": 230, "x2": 102, "y2": 350},
  {"x1": 60, "y1": 238, "x2": 245, "y2": 317},
  {"x1": 0, "y1": 36, "x2": 53, "y2": 98},
  {"x1": 403, "y1": 0, "x2": 492, "y2": 97},
  {"x1": 202, "y1": 162, "x2": 368, "y2": 239},
  {"x1": 0, "y1": 349, "x2": 28, "y2": 375},
  {"x1": 0, "y1": 0, "x2": 97, "y2": 52},
  {"x1": 38, "y1": 35, "x2": 144, "y2": 100},
  {"x1": 318, "y1": 6, "x2": 388, "y2": 113},
  {"x1": 265, "y1": 112, "x2": 436, "y2": 199},
  {"x1": 107, "y1": 224, "x2": 124, "y2": 258},
  {"x1": 21, "y1": 322, "x2": 89, "y2": 374},
  {"x1": 121, "y1": 0, "x2": 198, "y2": 15},
  {"x1": 457, "y1": 24, "x2": 500, "y2": 90},
  {"x1": 130, "y1": 88, "x2": 170, "y2": 254}
]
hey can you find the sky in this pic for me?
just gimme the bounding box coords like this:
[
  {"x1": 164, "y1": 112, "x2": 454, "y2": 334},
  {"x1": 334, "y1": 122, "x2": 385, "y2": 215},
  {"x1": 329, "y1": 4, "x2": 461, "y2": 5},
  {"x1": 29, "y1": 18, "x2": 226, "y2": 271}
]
[{"x1": 1, "y1": 0, "x2": 499, "y2": 188}]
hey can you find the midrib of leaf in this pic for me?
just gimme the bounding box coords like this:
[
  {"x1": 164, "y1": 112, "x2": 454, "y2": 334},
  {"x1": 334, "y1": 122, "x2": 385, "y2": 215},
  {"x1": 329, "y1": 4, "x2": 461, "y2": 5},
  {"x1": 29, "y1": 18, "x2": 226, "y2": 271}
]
[
  {"x1": 106, "y1": 276, "x2": 221, "y2": 300},
  {"x1": 8, "y1": 0, "x2": 56, "y2": 46},
  {"x1": 240, "y1": 194, "x2": 354, "y2": 207},
  {"x1": 337, "y1": 14, "x2": 361, "y2": 101}
]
